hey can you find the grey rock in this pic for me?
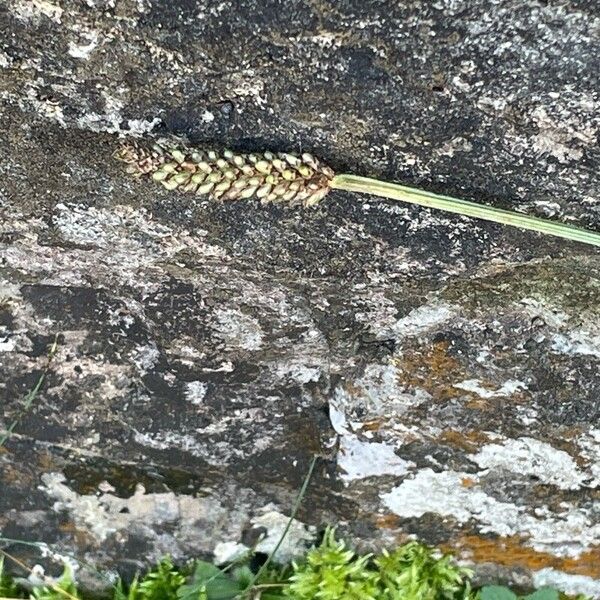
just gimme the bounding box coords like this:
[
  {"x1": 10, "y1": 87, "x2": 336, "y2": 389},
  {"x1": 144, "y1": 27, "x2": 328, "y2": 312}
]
[{"x1": 1, "y1": 0, "x2": 599, "y2": 596}]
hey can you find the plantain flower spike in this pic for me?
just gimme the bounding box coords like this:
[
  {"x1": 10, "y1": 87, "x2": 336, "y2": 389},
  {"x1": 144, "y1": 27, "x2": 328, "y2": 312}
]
[
  {"x1": 115, "y1": 140, "x2": 334, "y2": 207},
  {"x1": 116, "y1": 138, "x2": 600, "y2": 247}
]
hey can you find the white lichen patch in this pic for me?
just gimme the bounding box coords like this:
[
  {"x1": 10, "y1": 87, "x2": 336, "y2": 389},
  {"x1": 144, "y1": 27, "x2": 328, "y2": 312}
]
[
  {"x1": 576, "y1": 429, "x2": 600, "y2": 486},
  {"x1": 133, "y1": 430, "x2": 218, "y2": 460},
  {"x1": 125, "y1": 117, "x2": 162, "y2": 136},
  {"x1": 54, "y1": 204, "x2": 171, "y2": 249},
  {"x1": 21, "y1": 87, "x2": 67, "y2": 127},
  {"x1": 392, "y1": 301, "x2": 457, "y2": 338},
  {"x1": 130, "y1": 343, "x2": 160, "y2": 372},
  {"x1": 473, "y1": 437, "x2": 587, "y2": 490},
  {"x1": 45, "y1": 203, "x2": 227, "y2": 282},
  {"x1": 60, "y1": 90, "x2": 160, "y2": 135},
  {"x1": 132, "y1": 408, "x2": 272, "y2": 463},
  {"x1": 0, "y1": 279, "x2": 49, "y2": 351},
  {"x1": 519, "y1": 297, "x2": 600, "y2": 359},
  {"x1": 0, "y1": 336, "x2": 17, "y2": 352},
  {"x1": 334, "y1": 362, "x2": 431, "y2": 419},
  {"x1": 201, "y1": 110, "x2": 215, "y2": 123},
  {"x1": 275, "y1": 362, "x2": 322, "y2": 384},
  {"x1": 337, "y1": 435, "x2": 414, "y2": 482},
  {"x1": 250, "y1": 507, "x2": 316, "y2": 564},
  {"x1": 530, "y1": 105, "x2": 596, "y2": 164},
  {"x1": 13, "y1": 0, "x2": 63, "y2": 23},
  {"x1": 381, "y1": 469, "x2": 600, "y2": 558},
  {"x1": 551, "y1": 332, "x2": 600, "y2": 360},
  {"x1": 42, "y1": 335, "x2": 135, "y2": 429},
  {"x1": 68, "y1": 31, "x2": 100, "y2": 60},
  {"x1": 212, "y1": 541, "x2": 248, "y2": 566},
  {"x1": 272, "y1": 328, "x2": 328, "y2": 384},
  {"x1": 41, "y1": 473, "x2": 117, "y2": 541},
  {"x1": 355, "y1": 295, "x2": 457, "y2": 341},
  {"x1": 212, "y1": 308, "x2": 264, "y2": 351},
  {"x1": 37, "y1": 548, "x2": 81, "y2": 577},
  {"x1": 330, "y1": 400, "x2": 415, "y2": 482},
  {"x1": 76, "y1": 93, "x2": 124, "y2": 134},
  {"x1": 533, "y1": 568, "x2": 600, "y2": 598},
  {"x1": 0, "y1": 51, "x2": 12, "y2": 68},
  {"x1": 185, "y1": 381, "x2": 208, "y2": 405},
  {"x1": 453, "y1": 379, "x2": 528, "y2": 399},
  {"x1": 40, "y1": 473, "x2": 249, "y2": 557}
]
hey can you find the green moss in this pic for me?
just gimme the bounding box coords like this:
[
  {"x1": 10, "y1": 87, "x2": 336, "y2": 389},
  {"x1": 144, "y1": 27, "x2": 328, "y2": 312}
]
[{"x1": 0, "y1": 532, "x2": 587, "y2": 600}]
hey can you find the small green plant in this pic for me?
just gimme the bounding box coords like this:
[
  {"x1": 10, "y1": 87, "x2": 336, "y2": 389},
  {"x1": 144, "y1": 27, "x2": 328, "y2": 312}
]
[
  {"x1": 113, "y1": 574, "x2": 140, "y2": 600},
  {"x1": 132, "y1": 558, "x2": 185, "y2": 600},
  {"x1": 31, "y1": 564, "x2": 79, "y2": 600},
  {"x1": 0, "y1": 557, "x2": 22, "y2": 598},
  {"x1": 286, "y1": 528, "x2": 379, "y2": 600},
  {"x1": 0, "y1": 544, "x2": 589, "y2": 600},
  {"x1": 284, "y1": 530, "x2": 477, "y2": 600},
  {"x1": 175, "y1": 560, "x2": 250, "y2": 600},
  {"x1": 0, "y1": 334, "x2": 59, "y2": 449},
  {"x1": 374, "y1": 541, "x2": 474, "y2": 600}
]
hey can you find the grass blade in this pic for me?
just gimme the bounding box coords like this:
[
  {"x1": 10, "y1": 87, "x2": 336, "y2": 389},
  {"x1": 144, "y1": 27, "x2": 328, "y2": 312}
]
[
  {"x1": 243, "y1": 455, "x2": 318, "y2": 597},
  {"x1": 0, "y1": 334, "x2": 59, "y2": 448},
  {"x1": 332, "y1": 174, "x2": 600, "y2": 247}
]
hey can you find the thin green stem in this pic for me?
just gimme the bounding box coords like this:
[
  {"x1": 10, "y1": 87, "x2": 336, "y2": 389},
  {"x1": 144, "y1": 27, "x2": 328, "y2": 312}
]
[
  {"x1": 243, "y1": 455, "x2": 318, "y2": 598},
  {"x1": 0, "y1": 549, "x2": 79, "y2": 600},
  {"x1": 0, "y1": 334, "x2": 59, "y2": 448},
  {"x1": 332, "y1": 174, "x2": 600, "y2": 248},
  {"x1": 0, "y1": 538, "x2": 113, "y2": 587}
]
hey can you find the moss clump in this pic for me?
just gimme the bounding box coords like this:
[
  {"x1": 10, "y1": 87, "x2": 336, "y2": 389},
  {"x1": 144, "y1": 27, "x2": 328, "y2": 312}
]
[{"x1": 0, "y1": 531, "x2": 586, "y2": 600}]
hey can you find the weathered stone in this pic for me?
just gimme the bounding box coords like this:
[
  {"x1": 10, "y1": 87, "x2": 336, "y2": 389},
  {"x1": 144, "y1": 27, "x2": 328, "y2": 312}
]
[{"x1": 1, "y1": 0, "x2": 599, "y2": 597}]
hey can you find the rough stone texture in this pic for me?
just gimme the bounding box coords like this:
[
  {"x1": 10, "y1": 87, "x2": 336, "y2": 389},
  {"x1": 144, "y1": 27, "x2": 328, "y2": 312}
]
[{"x1": 1, "y1": 0, "x2": 599, "y2": 596}]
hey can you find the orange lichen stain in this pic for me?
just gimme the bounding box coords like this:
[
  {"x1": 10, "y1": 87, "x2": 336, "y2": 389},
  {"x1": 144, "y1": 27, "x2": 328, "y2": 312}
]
[
  {"x1": 449, "y1": 535, "x2": 600, "y2": 579},
  {"x1": 395, "y1": 341, "x2": 527, "y2": 408},
  {"x1": 439, "y1": 429, "x2": 491, "y2": 452},
  {"x1": 465, "y1": 397, "x2": 492, "y2": 410},
  {"x1": 361, "y1": 419, "x2": 386, "y2": 432},
  {"x1": 375, "y1": 513, "x2": 402, "y2": 529},
  {"x1": 0, "y1": 462, "x2": 35, "y2": 485},
  {"x1": 552, "y1": 438, "x2": 589, "y2": 468},
  {"x1": 461, "y1": 477, "x2": 476, "y2": 488},
  {"x1": 36, "y1": 449, "x2": 59, "y2": 471},
  {"x1": 394, "y1": 341, "x2": 465, "y2": 401}
]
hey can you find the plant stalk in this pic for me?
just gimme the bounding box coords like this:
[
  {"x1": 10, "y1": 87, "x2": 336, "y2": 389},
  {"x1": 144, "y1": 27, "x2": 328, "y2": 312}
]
[
  {"x1": 332, "y1": 174, "x2": 600, "y2": 248},
  {"x1": 243, "y1": 455, "x2": 318, "y2": 597}
]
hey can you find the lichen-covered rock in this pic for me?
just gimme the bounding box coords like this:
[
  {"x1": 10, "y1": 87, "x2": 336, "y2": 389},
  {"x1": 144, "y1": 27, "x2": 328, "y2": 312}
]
[{"x1": 0, "y1": 0, "x2": 599, "y2": 597}]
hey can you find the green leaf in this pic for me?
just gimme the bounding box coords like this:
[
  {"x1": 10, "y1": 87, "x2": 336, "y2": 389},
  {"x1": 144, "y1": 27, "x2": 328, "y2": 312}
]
[
  {"x1": 231, "y1": 566, "x2": 253, "y2": 588},
  {"x1": 114, "y1": 575, "x2": 140, "y2": 600},
  {"x1": 481, "y1": 586, "x2": 518, "y2": 600},
  {"x1": 177, "y1": 561, "x2": 242, "y2": 600},
  {"x1": 188, "y1": 562, "x2": 223, "y2": 583},
  {"x1": 522, "y1": 588, "x2": 560, "y2": 600},
  {"x1": 176, "y1": 582, "x2": 207, "y2": 600},
  {"x1": 0, "y1": 557, "x2": 21, "y2": 598},
  {"x1": 113, "y1": 579, "x2": 127, "y2": 600}
]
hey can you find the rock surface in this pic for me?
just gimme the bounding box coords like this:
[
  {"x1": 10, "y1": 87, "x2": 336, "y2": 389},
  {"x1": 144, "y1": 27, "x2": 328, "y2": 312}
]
[{"x1": 1, "y1": 0, "x2": 599, "y2": 596}]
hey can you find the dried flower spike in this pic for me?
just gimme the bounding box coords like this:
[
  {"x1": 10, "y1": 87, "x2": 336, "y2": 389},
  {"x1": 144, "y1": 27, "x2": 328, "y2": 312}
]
[
  {"x1": 116, "y1": 140, "x2": 600, "y2": 247},
  {"x1": 115, "y1": 141, "x2": 334, "y2": 207}
]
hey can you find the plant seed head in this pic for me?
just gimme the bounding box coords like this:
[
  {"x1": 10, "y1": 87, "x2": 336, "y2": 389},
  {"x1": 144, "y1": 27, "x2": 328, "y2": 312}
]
[{"x1": 116, "y1": 140, "x2": 334, "y2": 207}]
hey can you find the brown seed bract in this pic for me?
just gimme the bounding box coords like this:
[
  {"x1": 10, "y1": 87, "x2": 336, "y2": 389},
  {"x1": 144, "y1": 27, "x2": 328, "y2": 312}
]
[{"x1": 116, "y1": 140, "x2": 334, "y2": 207}]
